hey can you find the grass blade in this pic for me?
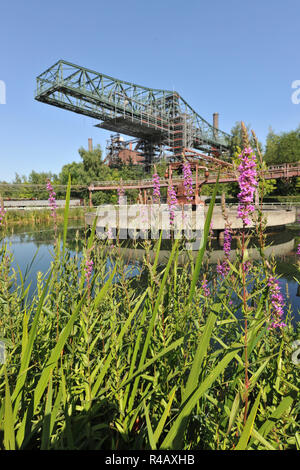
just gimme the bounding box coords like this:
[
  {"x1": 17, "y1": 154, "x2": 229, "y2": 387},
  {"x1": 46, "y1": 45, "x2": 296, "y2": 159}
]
[
  {"x1": 4, "y1": 367, "x2": 15, "y2": 450},
  {"x1": 187, "y1": 172, "x2": 219, "y2": 304},
  {"x1": 41, "y1": 373, "x2": 53, "y2": 450},
  {"x1": 226, "y1": 391, "x2": 241, "y2": 435},
  {"x1": 251, "y1": 428, "x2": 275, "y2": 450},
  {"x1": 182, "y1": 311, "x2": 217, "y2": 404},
  {"x1": 153, "y1": 386, "x2": 177, "y2": 447},
  {"x1": 62, "y1": 174, "x2": 71, "y2": 259},
  {"x1": 144, "y1": 401, "x2": 156, "y2": 450},
  {"x1": 92, "y1": 289, "x2": 148, "y2": 397},
  {"x1": 12, "y1": 270, "x2": 53, "y2": 417}
]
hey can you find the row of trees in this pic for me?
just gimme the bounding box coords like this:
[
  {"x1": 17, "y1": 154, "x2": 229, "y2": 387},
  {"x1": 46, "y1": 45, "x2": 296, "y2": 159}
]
[
  {"x1": 1, "y1": 124, "x2": 300, "y2": 202},
  {"x1": 230, "y1": 122, "x2": 300, "y2": 196}
]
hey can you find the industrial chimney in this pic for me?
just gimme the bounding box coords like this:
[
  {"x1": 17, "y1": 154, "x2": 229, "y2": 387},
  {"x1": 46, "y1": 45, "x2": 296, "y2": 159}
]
[
  {"x1": 213, "y1": 113, "x2": 219, "y2": 129},
  {"x1": 88, "y1": 138, "x2": 93, "y2": 151}
]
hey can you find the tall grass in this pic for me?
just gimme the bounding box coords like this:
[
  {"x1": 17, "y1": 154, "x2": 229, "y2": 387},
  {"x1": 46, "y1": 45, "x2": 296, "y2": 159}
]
[
  {"x1": 0, "y1": 175, "x2": 299, "y2": 450},
  {"x1": 5, "y1": 207, "x2": 87, "y2": 226}
]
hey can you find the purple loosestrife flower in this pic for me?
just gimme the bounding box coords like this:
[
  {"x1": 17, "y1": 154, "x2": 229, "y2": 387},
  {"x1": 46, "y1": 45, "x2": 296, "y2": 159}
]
[
  {"x1": 84, "y1": 258, "x2": 93, "y2": 284},
  {"x1": 46, "y1": 179, "x2": 57, "y2": 222},
  {"x1": 0, "y1": 205, "x2": 6, "y2": 227},
  {"x1": 168, "y1": 184, "x2": 178, "y2": 225},
  {"x1": 183, "y1": 161, "x2": 194, "y2": 202},
  {"x1": 267, "y1": 276, "x2": 286, "y2": 329},
  {"x1": 297, "y1": 243, "x2": 300, "y2": 256},
  {"x1": 223, "y1": 226, "x2": 232, "y2": 257},
  {"x1": 152, "y1": 172, "x2": 161, "y2": 203},
  {"x1": 117, "y1": 186, "x2": 125, "y2": 205},
  {"x1": 216, "y1": 260, "x2": 230, "y2": 277},
  {"x1": 237, "y1": 147, "x2": 258, "y2": 226},
  {"x1": 107, "y1": 226, "x2": 114, "y2": 240},
  {"x1": 201, "y1": 278, "x2": 210, "y2": 297},
  {"x1": 217, "y1": 226, "x2": 232, "y2": 278}
]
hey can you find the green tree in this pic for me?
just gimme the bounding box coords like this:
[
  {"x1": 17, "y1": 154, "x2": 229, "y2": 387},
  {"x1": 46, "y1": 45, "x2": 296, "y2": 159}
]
[
  {"x1": 264, "y1": 126, "x2": 300, "y2": 195},
  {"x1": 230, "y1": 121, "x2": 263, "y2": 157},
  {"x1": 78, "y1": 145, "x2": 104, "y2": 179}
]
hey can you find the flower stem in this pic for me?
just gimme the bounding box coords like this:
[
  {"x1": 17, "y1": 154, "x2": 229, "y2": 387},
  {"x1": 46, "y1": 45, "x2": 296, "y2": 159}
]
[{"x1": 242, "y1": 228, "x2": 249, "y2": 425}]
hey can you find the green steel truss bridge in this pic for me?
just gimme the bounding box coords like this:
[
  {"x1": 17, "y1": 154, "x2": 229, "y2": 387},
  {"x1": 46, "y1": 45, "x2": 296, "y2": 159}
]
[{"x1": 35, "y1": 60, "x2": 232, "y2": 167}]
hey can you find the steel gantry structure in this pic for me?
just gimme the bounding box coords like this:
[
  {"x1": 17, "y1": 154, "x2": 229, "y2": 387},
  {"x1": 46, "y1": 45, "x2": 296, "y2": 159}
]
[{"x1": 35, "y1": 60, "x2": 232, "y2": 168}]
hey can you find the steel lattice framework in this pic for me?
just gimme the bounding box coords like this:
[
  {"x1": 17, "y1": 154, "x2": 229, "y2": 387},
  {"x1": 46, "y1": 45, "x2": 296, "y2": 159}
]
[{"x1": 35, "y1": 60, "x2": 232, "y2": 166}]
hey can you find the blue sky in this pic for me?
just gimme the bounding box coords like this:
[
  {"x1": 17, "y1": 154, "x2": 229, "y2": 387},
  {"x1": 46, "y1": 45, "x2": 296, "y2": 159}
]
[{"x1": 1, "y1": 0, "x2": 300, "y2": 182}]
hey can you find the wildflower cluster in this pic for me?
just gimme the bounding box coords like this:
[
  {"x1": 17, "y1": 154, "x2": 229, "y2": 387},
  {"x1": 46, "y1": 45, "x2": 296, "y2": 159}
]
[
  {"x1": 46, "y1": 179, "x2": 57, "y2": 220},
  {"x1": 152, "y1": 172, "x2": 161, "y2": 203},
  {"x1": 237, "y1": 147, "x2": 258, "y2": 226},
  {"x1": 217, "y1": 226, "x2": 232, "y2": 277},
  {"x1": 183, "y1": 161, "x2": 194, "y2": 202},
  {"x1": 167, "y1": 184, "x2": 178, "y2": 225},
  {"x1": 267, "y1": 276, "x2": 286, "y2": 329}
]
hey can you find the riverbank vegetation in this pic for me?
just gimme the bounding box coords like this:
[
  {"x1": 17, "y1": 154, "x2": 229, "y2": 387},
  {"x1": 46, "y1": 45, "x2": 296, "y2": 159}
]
[
  {"x1": 3, "y1": 207, "x2": 87, "y2": 225},
  {"x1": 0, "y1": 144, "x2": 299, "y2": 450}
]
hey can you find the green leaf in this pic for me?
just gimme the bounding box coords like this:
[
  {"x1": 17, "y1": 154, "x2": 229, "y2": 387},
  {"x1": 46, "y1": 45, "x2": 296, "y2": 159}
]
[
  {"x1": 12, "y1": 270, "x2": 53, "y2": 418},
  {"x1": 144, "y1": 401, "x2": 156, "y2": 450},
  {"x1": 187, "y1": 172, "x2": 219, "y2": 304},
  {"x1": 4, "y1": 367, "x2": 15, "y2": 450},
  {"x1": 126, "y1": 238, "x2": 180, "y2": 422},
  {"x1": 92, "y1": 289, "x2": 148, "y2": 397},
  {"x1": 251, "y1": 428, "x2": 275, "y2": 450},
  {"x1": 182, "y1": 311, "x2": 217, "y2": 403},
  {"x1": 248, "y1": 358, "x2": 270, "y2": 393},
  {"x1": 295, "y1": 432, "x2": 300, "y2": 450},
  {"x1": 41, "y1": 373, "x2": 53, "y2": 450},
  {"x1": 153, "y1": 386, "x2": 177, "y2": 447},
  {"x1": 226, "y1": 391, "x2": 240, "y2": 435},
  {"x1": 255, "y1": 395, "x2": 293, "y2": 439},
  {"x1": 32, "y1": 295, "x2": 86, "y2": 414},
  {"x1": 62, "y1": 174, "x2": 71, "y2": 259}
]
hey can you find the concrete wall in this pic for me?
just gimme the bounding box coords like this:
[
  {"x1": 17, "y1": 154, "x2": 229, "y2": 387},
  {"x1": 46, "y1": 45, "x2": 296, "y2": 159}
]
[{"x1": 4, "y1": 199, "x2": 82, "y2": 210}]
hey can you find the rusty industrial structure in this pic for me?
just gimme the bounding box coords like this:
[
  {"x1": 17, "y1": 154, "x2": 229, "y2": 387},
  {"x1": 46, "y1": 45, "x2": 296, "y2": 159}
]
[
  {"x1": 88, "y1": 160, "x2": 300, "y2": 207},
  {"x1": 34, "y1": 60, "x2": 300, "y2": 208},
  {"x1": 35, "y1": 60, "x2": 232, "y2": 170}
]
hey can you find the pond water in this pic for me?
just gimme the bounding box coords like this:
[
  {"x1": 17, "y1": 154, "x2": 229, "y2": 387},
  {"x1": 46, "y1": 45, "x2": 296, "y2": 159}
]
[{"x1": 2, "y1": 220, "x2": 300, "y2": 324}]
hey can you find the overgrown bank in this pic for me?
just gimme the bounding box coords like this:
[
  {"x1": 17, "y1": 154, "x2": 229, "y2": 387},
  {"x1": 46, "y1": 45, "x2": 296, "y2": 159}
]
[{"x1": 0, "y1": 169, "x2": 299, "y2": 451}]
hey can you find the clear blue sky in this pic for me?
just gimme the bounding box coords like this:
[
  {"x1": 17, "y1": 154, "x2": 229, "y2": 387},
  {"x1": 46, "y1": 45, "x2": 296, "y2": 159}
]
[{"x1": 1, "y1": 0, "x2": 300, "y2": 182}]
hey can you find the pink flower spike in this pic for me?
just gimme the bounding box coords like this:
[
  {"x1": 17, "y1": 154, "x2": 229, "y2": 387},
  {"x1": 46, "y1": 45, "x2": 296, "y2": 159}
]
[{"x1": 236, "y1": 147, "x2": 258, "y2": 226}]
